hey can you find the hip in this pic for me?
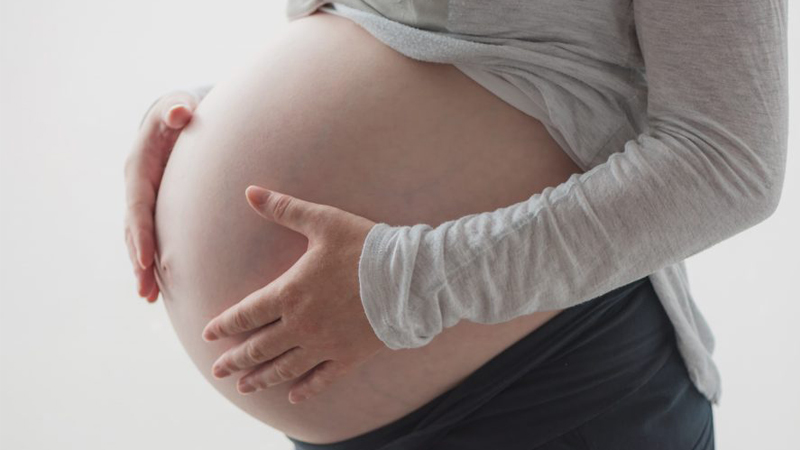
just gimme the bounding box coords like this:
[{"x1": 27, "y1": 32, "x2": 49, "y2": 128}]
[{"x1": 537, "y1": 342, "x2": 715, "y2": 449}]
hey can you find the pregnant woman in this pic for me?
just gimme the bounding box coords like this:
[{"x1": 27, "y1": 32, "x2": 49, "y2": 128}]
[{"x1": 123, "y1": 1, "x2": 787, "y2": 449}]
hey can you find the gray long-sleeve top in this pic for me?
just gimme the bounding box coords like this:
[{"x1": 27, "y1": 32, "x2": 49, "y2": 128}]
[{"x1": 284, "y1": 0, "x2": 789, "y2": 405}]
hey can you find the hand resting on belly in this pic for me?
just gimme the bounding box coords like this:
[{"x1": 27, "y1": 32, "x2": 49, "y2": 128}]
[{"x1": 153, "y1": 10, "x2": 584, "y2": 444}]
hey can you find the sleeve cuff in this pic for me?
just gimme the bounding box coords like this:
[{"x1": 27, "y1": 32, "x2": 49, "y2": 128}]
[
  {"x1": 358, "y1": 222, "x2": 404, "y2": 349},
  {"x1": 358, "y1": 221, "x2": 442, "y2": 350}
]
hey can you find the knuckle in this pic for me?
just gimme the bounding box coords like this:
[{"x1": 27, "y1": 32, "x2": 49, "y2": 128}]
[
  {"x1": 271, "y1": 194, "x2": 293, "y2": 220},
  {"x1": 273, "y1": 359, "x2": 296, "y2": 380},
  {"x1": 244, "y1": 376, "x2": 265, "y2": 391},
  {"x1": 244, "y1": 340, "x2": 265, "y2": 364},
  {"x1": 274, "y1": 282, "x2": 300, "y2": 316},
  {"x1": 129, "y1": 199, "x2": 152, "y2": 216},
  {"x1": 232, "y1": 311, "x2": 252, "y2": 332},
  {"x1": 249, "y1": 293, "x2": 272, "y2": 319},
  {"x1": 211, "y1": 322, "x2": 226, "y2": 339},
  {"x1": 123, "y1": 154, "x2": 137, "y2": 178},
  {"x1": 256, "y1": 377, "x2": 271, "y2": 390},
  {"x1": 277, "y1": 281, "x2": 299, "y2": 304},
  {"x1": 311, "y1": 205, "x2": 332, "y2": 223}
]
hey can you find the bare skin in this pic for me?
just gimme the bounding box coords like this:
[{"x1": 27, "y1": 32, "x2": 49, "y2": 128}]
[{"x1": 148, "y1": 10, "x2": 585, "y2": 444}]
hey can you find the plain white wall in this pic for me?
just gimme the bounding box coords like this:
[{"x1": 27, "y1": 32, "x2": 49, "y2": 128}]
[{"x1": 0, "y1": 1, "x2": 797, "y2": 449}]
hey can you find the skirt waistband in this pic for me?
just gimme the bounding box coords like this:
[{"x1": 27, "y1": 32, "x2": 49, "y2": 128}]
[{"x1": 288, "y1": 276, "x2": 675, "y2": 450}]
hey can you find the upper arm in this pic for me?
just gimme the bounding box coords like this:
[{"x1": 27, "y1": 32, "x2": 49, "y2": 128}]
[{"x1": 632, "y1": 0, "x2": 788, "y2": 213}]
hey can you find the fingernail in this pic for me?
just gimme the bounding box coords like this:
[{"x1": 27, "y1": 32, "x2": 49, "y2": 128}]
[
  {"x1": 248, "y1": 186, "x2": 271, "y2": 207},
  {"x1": 165, "y1": 103, "x2": 188, "y2": 118},
  {"x1": 213, "y1": 366, "x2": 230, "y2": 378},
  {"x1": 203, "y1": 329, "x2": 218, "y2": 342},
  {"x1": 289, "y1": 393, "x2": 305, "y2": 404},
  {"x1": 239, "y1": 380, "x2": 256, "y2": 394}
]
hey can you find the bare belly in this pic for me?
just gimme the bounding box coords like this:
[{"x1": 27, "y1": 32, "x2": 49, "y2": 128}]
[{"x1": 153, "y1": 10, "x2": 584, "y2": 444}]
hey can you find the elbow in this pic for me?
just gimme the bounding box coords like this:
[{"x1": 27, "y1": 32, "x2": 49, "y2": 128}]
[
  {"x1": 725, "y1": 176, "x2": 782, "y2": 234},
  {"x1": 731, "y1": 129, "x2": 788, "y2": 223},
  {"x1": 757, "y1": 116, "x2": 789, "y2": 221},
  {"x1": 759, "y1": 176, "x2": 785, "y2": 220},
  {"x1": 759, "y1": 139, "x2": 788, "y2": 220},
  {"x1": 747, "y1": 155, "x2": 786, "y2": 223}
]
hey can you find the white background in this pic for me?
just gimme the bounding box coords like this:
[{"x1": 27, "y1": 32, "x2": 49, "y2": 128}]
[{"x1": 1, "y1": 1, "x2": 798, "y2": 449}]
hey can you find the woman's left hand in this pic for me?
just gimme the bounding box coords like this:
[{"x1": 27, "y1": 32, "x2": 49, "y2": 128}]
[{"x1": 201, "y1": 185, "x2": 386, "y2": 404}]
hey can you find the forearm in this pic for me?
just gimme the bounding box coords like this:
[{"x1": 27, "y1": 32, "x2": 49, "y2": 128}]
[{"x1": 356, "y1": 0, "x2": 788, "y2": 350}]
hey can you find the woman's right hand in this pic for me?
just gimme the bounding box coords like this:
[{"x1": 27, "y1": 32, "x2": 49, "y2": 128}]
[{"x1": 123, "y1": 90, "x2": 202, "y2": 302}]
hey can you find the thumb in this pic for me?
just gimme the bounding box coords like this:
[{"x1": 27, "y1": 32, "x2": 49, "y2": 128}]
[
  {"x1": 161, "y1": 92, "x2": 198, "y2": 130},
  {"x1": 160, "y1": 91, "x2": 201, "y2": 130},
  {"x1": 245, "y1": 186, "x2": 327, "y2": 238},
  {"x1": 162, "y1": 103, "x2": 194, "y2": 129}
]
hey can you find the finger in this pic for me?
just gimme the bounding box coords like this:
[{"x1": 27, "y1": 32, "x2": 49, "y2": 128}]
[
  {"x1": 146, "y1": 278, "x2": 161, "y2": 303},
  {"x1": 126, "y1": 230, "x2": 145, "y2": 296},
  {"x1": 139, "y1": 90, "x2": 199, "y2": 134},
  {"x1": 211, "y1": 322, "x2": 294, "y2": 378},
  {"x1": 245, "y1": 186, "x2": 330, "y2": 239},
  {"x1": 147, "y1": 284, "x2": 159, "y2": 302},
  {"x1": 125, "y1": 93, "x2": 200, "y2": 265},
  {"x1": 123, "y1": 161, "x2": 157, "y2": 270},
  {"x1": 163, "y1": 103, "x2": 193, "y2": 129},
  {"x1": 130, "y1": 209, "x2": 155, "y2": 270},
  {"x1": 133, "y1": 110, "x2": 188, "y2": 168},
  {"x1": 287, "y1": 360, "x2": 348, "y2": 404},
  {"x1": 237, "y1": 347, "x2": 319, "y2": 394},
  {"x1": 124, "y1": 227, "x2": 139, "y2": 272},
  {"x1": 126, "y1": 227, "x2": 154, "y2": 297},
  {"x1": 133, "y1": 217, "x2": 155, "y2": 270},
  {"x1": 133, "y1": 92, "x2": 199, "y2": 166},
  {"x1": 138, "y1": 267, "x2": 157, "y2": 300},
  {"x1": 202, "y1": 284, "x2": 283, "y2": 341},
  {"x1": 124, "y1": 143, "x2": 166, "y2": 271},
  {"x1": 143, "y1": 266, "x2": 160, "y2": 302},
  {"x1": 143, "y1": 279, "x2": 159, "y2": 303}
]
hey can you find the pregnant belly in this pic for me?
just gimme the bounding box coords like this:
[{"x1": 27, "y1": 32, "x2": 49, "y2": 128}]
[{"x1": 153, "y1": 10, "x2": 585, "y2": 444}]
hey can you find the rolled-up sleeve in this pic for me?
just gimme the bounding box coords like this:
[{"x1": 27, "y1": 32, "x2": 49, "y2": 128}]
[{"x1": 357, "y1": 0, "x2": 788, "y2": 349}]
